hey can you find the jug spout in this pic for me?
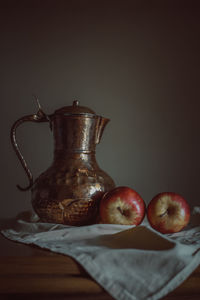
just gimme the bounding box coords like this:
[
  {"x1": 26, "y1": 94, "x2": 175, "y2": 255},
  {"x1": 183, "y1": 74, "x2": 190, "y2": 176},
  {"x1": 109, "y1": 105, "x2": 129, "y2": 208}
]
[{"x1": 95, "y1": 117, "x2": 110, "y2": 144}]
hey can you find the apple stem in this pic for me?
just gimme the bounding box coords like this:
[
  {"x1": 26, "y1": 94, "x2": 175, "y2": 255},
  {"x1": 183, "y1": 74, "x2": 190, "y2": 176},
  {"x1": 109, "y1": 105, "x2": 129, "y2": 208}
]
[
  {"x1": 117, "y1": 206, "x2": 130, "y2": 217},
  {"x1": 117, "y1": 206, "x2": 123, "y2": 215}
]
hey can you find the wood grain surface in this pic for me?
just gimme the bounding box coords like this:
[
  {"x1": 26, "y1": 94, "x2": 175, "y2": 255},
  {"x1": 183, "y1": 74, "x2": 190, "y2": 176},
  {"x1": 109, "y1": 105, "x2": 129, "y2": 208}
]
[{"x1": 0, "y1": 234, "x2": 199, "y2": 300}]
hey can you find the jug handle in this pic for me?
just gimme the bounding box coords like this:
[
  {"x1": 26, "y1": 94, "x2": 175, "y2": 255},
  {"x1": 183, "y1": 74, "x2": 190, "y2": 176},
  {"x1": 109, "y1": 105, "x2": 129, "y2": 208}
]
[{"x1": 10, "y1": 98, "x2": 50, "y2": 191}]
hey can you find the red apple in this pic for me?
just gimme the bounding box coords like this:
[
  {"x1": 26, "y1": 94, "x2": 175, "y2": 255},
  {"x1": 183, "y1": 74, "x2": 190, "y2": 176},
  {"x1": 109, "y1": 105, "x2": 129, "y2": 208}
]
[
  {"x1": 99, "y1": 186, "x2": 146, "y2": 225},
  {"x1": 147, "y1": 192, "x2": 190, "y2": 234}
]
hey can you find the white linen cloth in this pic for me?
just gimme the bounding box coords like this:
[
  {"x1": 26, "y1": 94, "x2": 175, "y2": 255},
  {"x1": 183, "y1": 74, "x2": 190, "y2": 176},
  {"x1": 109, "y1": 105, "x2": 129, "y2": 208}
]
[{"x1": 1, "y1": 207, "x2": 200, "y2": 300}]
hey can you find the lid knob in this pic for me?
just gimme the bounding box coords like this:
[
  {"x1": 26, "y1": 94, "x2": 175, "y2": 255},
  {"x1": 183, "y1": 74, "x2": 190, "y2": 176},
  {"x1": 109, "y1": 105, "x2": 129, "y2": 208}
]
[{"x1": 73, "y1": 100, "x2": 79, "y2": 106}]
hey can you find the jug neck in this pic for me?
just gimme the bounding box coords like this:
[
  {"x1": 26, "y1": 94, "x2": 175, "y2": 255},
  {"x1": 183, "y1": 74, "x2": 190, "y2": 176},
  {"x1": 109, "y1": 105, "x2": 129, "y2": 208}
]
[
  {"x1": 52, "y1": 151, "x2": 100, "y2": 172},
  {"x1": 53, "y1": 149, "x2": 96, "y2": 161}
]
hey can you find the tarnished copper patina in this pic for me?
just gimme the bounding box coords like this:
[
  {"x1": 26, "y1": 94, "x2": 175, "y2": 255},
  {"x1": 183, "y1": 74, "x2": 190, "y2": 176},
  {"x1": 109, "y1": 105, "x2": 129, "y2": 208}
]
[{"x1": 11, "y1": 99, "x2": 115, "y2": 225}]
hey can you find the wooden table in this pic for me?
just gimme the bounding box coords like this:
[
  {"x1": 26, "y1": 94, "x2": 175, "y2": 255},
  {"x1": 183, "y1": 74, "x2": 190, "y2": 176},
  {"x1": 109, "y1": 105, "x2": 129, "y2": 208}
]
[{"x1": 0, "y1": 234, "x2": 199, "y2": 300}]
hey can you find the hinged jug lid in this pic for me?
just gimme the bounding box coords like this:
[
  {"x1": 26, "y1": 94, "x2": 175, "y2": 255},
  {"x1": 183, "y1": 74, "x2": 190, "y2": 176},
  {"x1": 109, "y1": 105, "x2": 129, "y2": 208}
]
[{"x1": 54, "y1": 100, "x2": 96, "y2": 116}]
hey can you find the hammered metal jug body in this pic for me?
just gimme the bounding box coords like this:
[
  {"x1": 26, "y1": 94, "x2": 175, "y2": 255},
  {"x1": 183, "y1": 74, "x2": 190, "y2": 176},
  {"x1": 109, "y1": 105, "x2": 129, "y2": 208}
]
[{"x1": 11, "y1": 100, "x2": 115, "y2": 225}]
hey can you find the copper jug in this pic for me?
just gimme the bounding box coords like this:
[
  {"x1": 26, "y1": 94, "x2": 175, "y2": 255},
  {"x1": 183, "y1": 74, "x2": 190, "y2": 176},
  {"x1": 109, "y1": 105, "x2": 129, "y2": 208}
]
[{"x1": 11, "y1": 100, "x2": 115, "y2": 225}]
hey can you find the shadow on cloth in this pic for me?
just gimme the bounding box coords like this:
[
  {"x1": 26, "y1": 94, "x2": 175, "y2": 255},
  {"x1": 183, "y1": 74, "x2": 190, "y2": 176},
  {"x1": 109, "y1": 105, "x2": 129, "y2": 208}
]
[{"x1": 84, "y1": 226, "x2": 175, "y2": 250}]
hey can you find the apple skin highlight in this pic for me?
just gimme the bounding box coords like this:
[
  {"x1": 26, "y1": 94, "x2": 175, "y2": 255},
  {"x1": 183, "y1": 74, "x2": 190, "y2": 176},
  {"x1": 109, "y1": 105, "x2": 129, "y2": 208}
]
[
  {"x1": 147, "y1": 192, "x2": 190, "y2": 234},
  {"x1": 99, "y1": 186, "x2": 146, "y2": 225}
]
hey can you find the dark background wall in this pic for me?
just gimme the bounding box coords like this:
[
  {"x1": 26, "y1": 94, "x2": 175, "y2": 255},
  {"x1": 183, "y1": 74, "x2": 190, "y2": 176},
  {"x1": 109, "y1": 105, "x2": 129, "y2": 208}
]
[{"x1": 1, "y1": 0, "x2": 200, "y2": 218}]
